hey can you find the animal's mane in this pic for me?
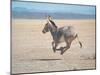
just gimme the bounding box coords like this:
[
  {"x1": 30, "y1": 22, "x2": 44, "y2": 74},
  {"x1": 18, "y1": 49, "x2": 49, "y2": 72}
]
[{"x1": 49, "y1": 20, "x2": 57, "y2": 28}]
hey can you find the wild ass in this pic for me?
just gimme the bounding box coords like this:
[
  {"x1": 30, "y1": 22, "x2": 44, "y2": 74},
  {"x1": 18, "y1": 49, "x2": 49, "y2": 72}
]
[{"x1": 42, "y1": 17, "x2": 82, "y2": 55}]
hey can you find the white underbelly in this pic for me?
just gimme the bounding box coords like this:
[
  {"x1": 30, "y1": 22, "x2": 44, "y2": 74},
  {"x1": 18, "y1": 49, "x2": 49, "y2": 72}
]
[{"x1": 59, "y1": 36, "x2": 65, "y2": 43}]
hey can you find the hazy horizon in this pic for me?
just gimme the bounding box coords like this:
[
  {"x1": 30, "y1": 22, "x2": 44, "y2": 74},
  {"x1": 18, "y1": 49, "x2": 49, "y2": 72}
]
[{"x1": 12, "y1": 1, "x2": 96, "y2": 19}]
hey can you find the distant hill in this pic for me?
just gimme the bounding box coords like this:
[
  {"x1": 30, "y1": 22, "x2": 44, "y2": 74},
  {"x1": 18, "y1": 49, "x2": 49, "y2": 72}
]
[{"x1": 12, "y1": 7, "x2": 95, "y2": 19}]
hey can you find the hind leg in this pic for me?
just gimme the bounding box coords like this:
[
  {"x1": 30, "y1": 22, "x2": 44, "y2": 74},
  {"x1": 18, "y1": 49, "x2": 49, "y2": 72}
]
[
  {"x1": 60, "y1": 40, "x2": 71, "y2": 55},
  {"x1": 60, "y1": 35, "x2": 77, "y2": 55}
]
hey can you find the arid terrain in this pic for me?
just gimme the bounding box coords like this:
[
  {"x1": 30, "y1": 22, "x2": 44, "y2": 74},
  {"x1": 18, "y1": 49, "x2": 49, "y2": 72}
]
[{"x1": 12, "y1": 19, "x2": 96, "y2": 74}]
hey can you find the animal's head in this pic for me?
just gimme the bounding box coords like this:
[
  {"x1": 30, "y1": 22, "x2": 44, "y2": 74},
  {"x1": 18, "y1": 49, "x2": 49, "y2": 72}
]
[
  {"x1": 42, "y1": 15, "x2": 57, "y2": 34},
  {"x1": 42, "y1": 22, "x2": 50, "y2": 34},
  {"x1": 42, "y1": 15, "x2": 51, "y2": 34}
]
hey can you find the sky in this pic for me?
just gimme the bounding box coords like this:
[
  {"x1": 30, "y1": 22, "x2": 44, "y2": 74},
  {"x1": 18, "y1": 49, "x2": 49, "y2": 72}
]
[{"x1": 12, "y1": 1, "x2": 96, "y2": 15}]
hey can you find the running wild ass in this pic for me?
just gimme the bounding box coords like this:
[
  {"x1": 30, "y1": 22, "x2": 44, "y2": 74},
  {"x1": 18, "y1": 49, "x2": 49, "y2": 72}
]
[{"x1": 42, "y1": 16, "x2": 82, "y2": 55}]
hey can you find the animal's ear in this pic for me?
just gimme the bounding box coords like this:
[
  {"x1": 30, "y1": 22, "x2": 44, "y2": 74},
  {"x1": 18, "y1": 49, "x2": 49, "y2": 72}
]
[
  {"x1": 46, "y1": 15, "x2": 50, "y2": 22},
  {"x1": 47, "y1": 15, "x2": 53, "y2": 23},
  {"x1": 48, "y1": 15, "x2": 52, "y2": 20}
]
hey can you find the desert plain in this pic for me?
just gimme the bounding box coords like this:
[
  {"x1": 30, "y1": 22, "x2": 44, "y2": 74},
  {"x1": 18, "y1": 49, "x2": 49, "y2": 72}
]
[{"x1": 12, "y1": 19, "x2": 96, "y2": 74}]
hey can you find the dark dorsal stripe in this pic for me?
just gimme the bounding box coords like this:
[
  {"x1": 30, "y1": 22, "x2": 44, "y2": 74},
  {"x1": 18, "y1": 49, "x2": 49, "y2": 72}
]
[{"x1": 49, "y1": 20, "x2": 57, "y2": 28}]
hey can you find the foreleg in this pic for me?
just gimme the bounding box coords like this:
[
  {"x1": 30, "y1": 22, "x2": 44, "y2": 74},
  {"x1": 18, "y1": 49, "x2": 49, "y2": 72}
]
[{"x1": 52, "y1": 41, "x2": 58, "y2": 53}]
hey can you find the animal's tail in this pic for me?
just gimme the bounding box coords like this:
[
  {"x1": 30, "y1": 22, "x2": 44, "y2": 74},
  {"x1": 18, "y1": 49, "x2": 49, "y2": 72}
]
[{"x1": 75, "y1": 34, "x2": 82, "y2": 48}]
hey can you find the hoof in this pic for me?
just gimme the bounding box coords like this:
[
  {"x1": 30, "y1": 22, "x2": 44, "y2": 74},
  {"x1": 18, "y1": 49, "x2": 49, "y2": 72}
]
[
  {"x1": 60, "y1": 50, "x2": 64, "y2": 55},
  {"x1": 53, "y1": 50, "x2": 56, "y2": 53},
  {"x1": 60, "y1": 47, "x2": 65, "y2": 55},
  {"x1": 53, "y1": 47, "x2": 56, "y2": 53}
]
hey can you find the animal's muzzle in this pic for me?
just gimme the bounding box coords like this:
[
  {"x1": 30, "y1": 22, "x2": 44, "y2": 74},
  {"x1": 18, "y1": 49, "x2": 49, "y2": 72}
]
[{"x1": 42, "y1": 30, "x2": 46, "y2": 34}]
